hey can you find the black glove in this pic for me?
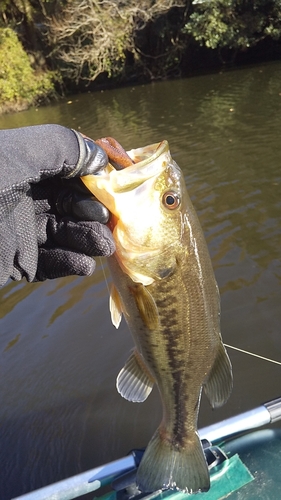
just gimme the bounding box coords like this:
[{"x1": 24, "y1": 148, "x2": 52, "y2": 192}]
[{"x1": 0, "y1": 124, "x2": 115, "y2": 286}]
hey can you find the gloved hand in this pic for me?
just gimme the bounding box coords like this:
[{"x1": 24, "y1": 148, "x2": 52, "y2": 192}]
[{"x1": 0, "y1": 124, "x2": 115, "y2": 286}]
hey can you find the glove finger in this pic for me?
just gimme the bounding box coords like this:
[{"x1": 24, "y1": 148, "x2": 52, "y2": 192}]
[
  {"x1": 72, "y1": 197, "x2": 109, "y2": 224},
  {"x1": 46, "y1": 217, "x2": 115, "y2": 257},
  {"x1": 31, "y1": 180, "x2": 56, "y2": 215},
  {"x1": 36, "y1": 248, "x2": 96, "y2": 281},
  {"x1": 66, "y1": 132, "x2": 108, "y2": 177},
  {"x1": 56, "y1": 189, "x2": 109, "y2": 224},
  {"x1": 82, "y1": 141, "x2": 108, "y2": 175}
]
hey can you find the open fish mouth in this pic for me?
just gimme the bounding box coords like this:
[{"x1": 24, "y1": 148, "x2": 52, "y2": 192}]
[
  {"x1": 115, "y1": 140, "x2": 170, "y2": 192},
  {"x1": 83, "y1": 139, "x2": 170, "y2": 193},
  {"x1": 127, "y1": 140, "x2": 167, "y2": 165},
  {"x1": 80, "y1": 138, "x2": 176, "y2": 220}
]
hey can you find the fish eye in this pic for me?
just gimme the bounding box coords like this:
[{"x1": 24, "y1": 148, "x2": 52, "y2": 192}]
[{"x1": 162, "y1": 191, "x2": 180, "y2": 210}]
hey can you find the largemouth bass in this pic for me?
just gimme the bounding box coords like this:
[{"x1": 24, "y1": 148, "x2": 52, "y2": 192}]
[{"x1": 81, "y1": 140, "x2": 233, "y2": 493}]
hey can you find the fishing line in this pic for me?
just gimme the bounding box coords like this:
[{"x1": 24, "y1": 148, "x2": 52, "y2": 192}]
[
  {"x1": 224, "y1": 343, "x2": 281, "y2": 366},
  {"x1": 99, "y1": 256, "x2": 111, "y2": 296},
  {"x1": 95, "y1": 267, "x2": 281, "y2": 369}
]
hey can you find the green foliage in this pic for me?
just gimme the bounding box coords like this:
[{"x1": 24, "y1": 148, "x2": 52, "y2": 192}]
[
  {"x1": 0, "y1": 1, "x2": 61, "y2": 26},
  {"x1": 0, "y1": 27, "x2": 55, "y2": 112},
  {"x1": 1, "y1": 0, "x2": 281, "y2": 114},
  {"x1": 185, "y1": 0, "x2": 281, "y2": 50}
]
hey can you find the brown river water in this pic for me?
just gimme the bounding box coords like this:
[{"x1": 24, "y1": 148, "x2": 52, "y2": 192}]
[{"x1": 0, "y1": 61, "x2": 281, "y2": 499}]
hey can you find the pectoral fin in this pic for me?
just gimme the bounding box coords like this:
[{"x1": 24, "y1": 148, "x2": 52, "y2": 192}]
[
  {"x1": 204, "y1": 342, "x2": 233, "y2": 409},
  {"x1": 117, "y1": 350, "x2": 155, "y2": 402},
  {"x1": 109, "y1": 284, "x2": 123, "y2": 328},
  {"x1": 130, "y1": 284, "x2": 159, "y2": 331}
]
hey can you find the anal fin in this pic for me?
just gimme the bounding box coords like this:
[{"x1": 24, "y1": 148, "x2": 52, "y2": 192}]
[
  {"x1": 204, "y1": 341, "x2": 233, "y2": 409},
  {"x1": 116, "y1": 350, "x2": 155, "y2": 402}
]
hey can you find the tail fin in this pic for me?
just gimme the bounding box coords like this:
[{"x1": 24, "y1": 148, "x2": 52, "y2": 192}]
[{"x1": 136, "y1": 428, "x2": 210, "y2": 493}]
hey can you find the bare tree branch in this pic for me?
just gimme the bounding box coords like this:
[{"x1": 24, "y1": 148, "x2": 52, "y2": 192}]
[{"x1": 47, "y1": 0, "x2": 186, "y2": 83}]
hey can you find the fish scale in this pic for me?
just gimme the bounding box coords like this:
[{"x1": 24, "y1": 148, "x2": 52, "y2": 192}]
[{"x1": 149, "y1": 268, "x2": 209, "y2": 442}]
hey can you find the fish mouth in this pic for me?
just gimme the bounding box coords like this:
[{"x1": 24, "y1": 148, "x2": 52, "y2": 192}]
[
  {"x1": 99, "y1": 140, "x2": 170, "y2": 193},
  {"x1": 80, "y1": 139, "x2": 171, "y2": 215},
  {"x1": 127, "y1": 140, "x2": 168, "y2": 166}
]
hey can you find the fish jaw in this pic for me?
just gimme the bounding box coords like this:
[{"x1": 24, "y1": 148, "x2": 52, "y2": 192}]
[{"x1": 81, "y1": 141, "x2": 169, "y2": 218}]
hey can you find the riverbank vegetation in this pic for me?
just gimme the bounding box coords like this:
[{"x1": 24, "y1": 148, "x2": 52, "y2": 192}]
[
  {"x1": 1, "y1": 0, "x2": 281, "y2": 114},
  {"x1": 0, "y1": 27, "x2": 56, "y2": 114}
]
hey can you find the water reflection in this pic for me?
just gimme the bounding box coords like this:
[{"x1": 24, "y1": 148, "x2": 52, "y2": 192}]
[{"x1": 0, "y1": 61, "x2": 281, "y2": 498}]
